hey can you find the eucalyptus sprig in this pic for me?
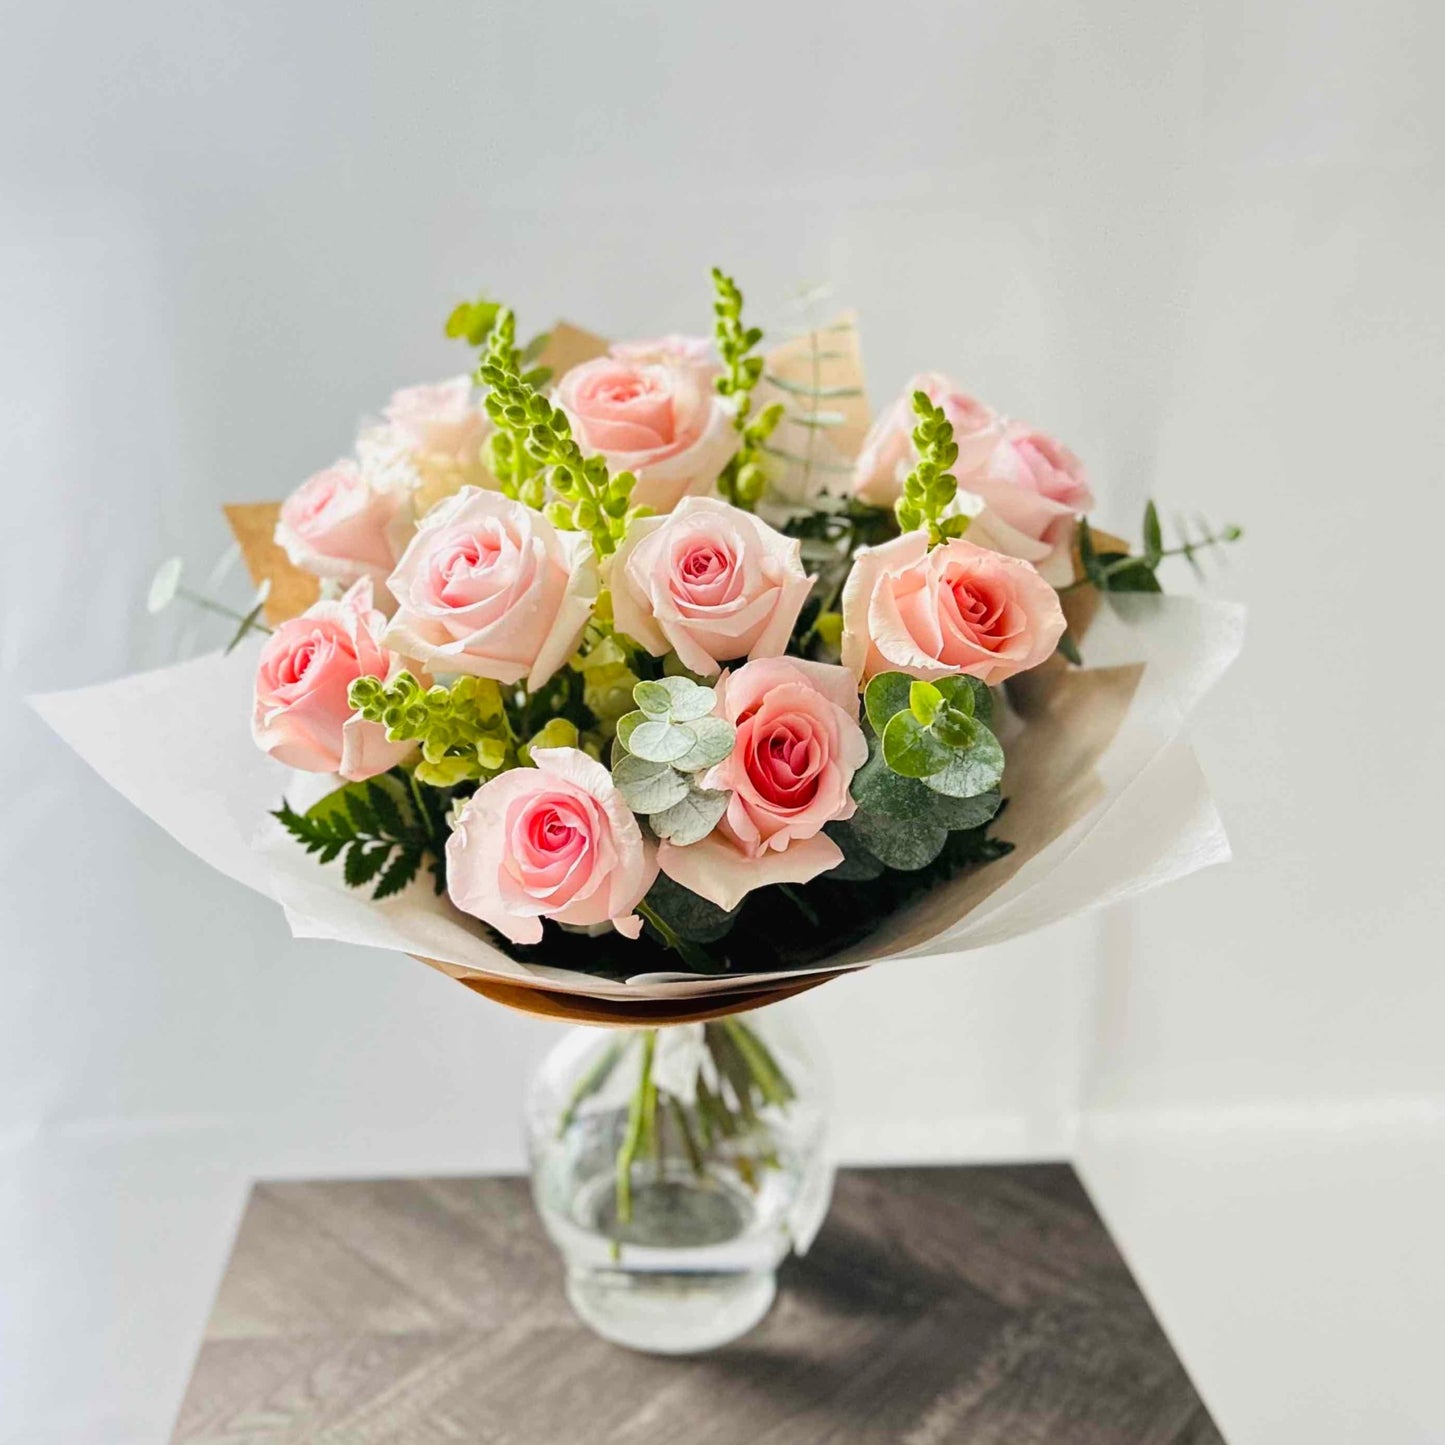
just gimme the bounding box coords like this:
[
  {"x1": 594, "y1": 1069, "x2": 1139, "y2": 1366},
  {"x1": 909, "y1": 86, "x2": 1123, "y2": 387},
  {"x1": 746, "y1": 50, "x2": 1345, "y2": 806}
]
[
  {"x1": 712, "y1": 267, "x2": 784, "y2": 509},
  {"x1": 864, "y1": 671, "x2": 1004, "y2": 800},
  {"x1": 477, "y1": 309, "x2": 641, "y2": 556},
  {"x1": 349, "y1": 671, "x2": 514, "y2": 788},
  {"x1": 611, "y1": 676, "x2": 735, "y2": 845},
  {"x1": 1066, "y1": 503, "x2": 1244, "y2": 598},
  {"x1": 895, "y1": 393, "x2": 969, "y2": 546}
]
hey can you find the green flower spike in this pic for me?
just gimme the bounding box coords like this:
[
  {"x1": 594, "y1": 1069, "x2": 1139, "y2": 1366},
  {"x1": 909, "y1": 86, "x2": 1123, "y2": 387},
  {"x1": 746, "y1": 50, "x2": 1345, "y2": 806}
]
[
  {"x1": 349, "y1": 672, "x2": 513, "y2": 788},
  {"x1": 894, "y1": 392, "x2": 969, "y2": 547},
  {"x1": 477, "y1": 308, "x2": 641, "y2": 556}
]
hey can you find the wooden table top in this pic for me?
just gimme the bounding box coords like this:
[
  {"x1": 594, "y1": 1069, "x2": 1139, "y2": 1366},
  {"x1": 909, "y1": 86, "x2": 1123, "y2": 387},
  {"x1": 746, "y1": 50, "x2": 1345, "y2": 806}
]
[{"x1": 171, "y1": 1165, "x2": 1222, "y2": 1444}]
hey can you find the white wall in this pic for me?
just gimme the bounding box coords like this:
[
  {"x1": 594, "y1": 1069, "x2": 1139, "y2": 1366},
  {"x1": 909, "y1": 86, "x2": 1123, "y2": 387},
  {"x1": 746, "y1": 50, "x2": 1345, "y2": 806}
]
[{"x1": 2, "y1": 3, "x2": 1441, "y2": 1443}]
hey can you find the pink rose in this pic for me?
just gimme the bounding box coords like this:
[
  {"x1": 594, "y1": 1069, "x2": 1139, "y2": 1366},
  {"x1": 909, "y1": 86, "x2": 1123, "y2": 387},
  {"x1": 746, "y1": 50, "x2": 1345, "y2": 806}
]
[
  {"x1": 963, "y1": 423, "x2": 1094, "y2": 585},
  {"x1": 251, "y1": 578, "x2": 416, "y2": 780},
  {"x1": 853, "y1": 373, "x2": 1003, "y2": 510},
  {"x1": 383, "y1": 488, "x2": 597, "y2": 691},
  {"x1": 658, "y1": 657, "x2": 867, "y2": 912},
  {"x1": 275, "y1": 459, "x2": 410, "y2": 587},
  {"x1": 841, "y1": 534, "x2": 1065, "y2": 685},
  {"x1": 446, "y1": 747, "x2": 658, "y2": 945},
  {"x1": 555, "y1": 355, "x2": 739, "y2": 513},
  {"x1": 610, "y1": 497, "x2": 813, "y2": 677},
  {"x1": 382, "y1": 375, "x2": 494, "y2": 493}
]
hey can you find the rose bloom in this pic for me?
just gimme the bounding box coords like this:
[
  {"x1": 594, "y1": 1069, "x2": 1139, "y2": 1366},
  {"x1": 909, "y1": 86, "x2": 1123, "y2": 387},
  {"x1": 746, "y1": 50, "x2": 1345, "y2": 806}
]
[
  {"x1": 555, "y1": 354, "x2": 739, "y2": 513},
  {"x1": 963, "y1": 422, "x2": 1094, "y2": 585},
  {"x1": 275, "y1": 458, "x2": 411, "y2": 588},
  {"x1": 383, "y1": 487, "x2": 597, "y2": 691},
  {"x1": 852, "y1": 373, "x2": 1003, "y2": 510},
  {"x1": 610, "y1": 497, "x2": 813, "y2": 677},
  {"x1": 658, "y1": 657, "x2": 867, "y2": 912},
  {"x1": 446, "y1": 747, "x2": 658, "y2": 945},
  {"x1": 841, "y1": 534, "x2": 1065, "y2": 685},
  {"x1": 382, "y1": 375, "x2": 494, "y2": 497},
  {"x1": 251, "y1": 578, "x2": 416, "y2": 780}
]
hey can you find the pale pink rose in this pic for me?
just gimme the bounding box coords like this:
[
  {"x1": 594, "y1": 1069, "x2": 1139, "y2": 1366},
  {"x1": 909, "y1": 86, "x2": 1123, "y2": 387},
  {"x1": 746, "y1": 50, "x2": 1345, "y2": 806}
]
[
  {"x1": 275, "y1": 459, "x2": 410, "y2": 587},
  {"x1": 555, "y1": 355, "x2": 740, "y2": 513},
  {"x1": 610, "y1": 497, "x2": 813, "y2": 677},
  {"x1": 251, "y1": 578, "x2": 417, "y2": 780},
  {"x1": 852, "y1": 373, "x2": 1003, "y2": 509},
  {"x1": 841, "y1": 534, "x2": 1065, "y2": 685},
  {"x1": 962, "y1": 423, "x2": 1093, "y2": 586},
  {"x1": 658, "y1": 657, "x2": 867, "y2": 912},
  {"x1": 383, "y1": 487, "x2": 597, "y2": 691},
  {"x1": 446, "y1": 747, "x2": 658, "y2": 945},
  {"x1": 382, "y1": 375, "x2": 494, "y2": 492},
  {"x1": 610, "y1": 334, "x2": 718, "y2": 372}
]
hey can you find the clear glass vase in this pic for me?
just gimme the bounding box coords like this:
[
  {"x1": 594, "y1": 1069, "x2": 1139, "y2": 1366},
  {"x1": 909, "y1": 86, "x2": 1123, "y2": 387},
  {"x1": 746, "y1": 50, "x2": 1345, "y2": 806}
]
[{"x1": 525, "y1": 1008, "x2": 833, "y2": 1354}]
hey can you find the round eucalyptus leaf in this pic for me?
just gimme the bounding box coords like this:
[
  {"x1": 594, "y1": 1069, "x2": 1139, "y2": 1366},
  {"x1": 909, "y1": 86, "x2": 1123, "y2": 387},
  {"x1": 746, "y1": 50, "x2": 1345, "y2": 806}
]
[
  {"x1": 147, "y1": 557, "x2": 183, "y2": 614},
  {"x1": 921, "y1": 722, "x2": 1004, "y2": 799},
  {"x1": 633, "y1": 679, "x2": 675, "y2": 719},
  {"x1": 864, "y1": 671, "x2": 914, "y2": 733},
  {"x1": 671, "y1": 715, "x2": 735, "y2": 773},
  {"x1": 612, "y1": 754, "x2": 690, "y2": 814},
  {"x1": 649, "y1": 786, "x2": 730, "y2": 845},
  {"x1": 625, "y1": 719, "x2": 698, "y2": 765},
  {"x1": 615, "y1": 710, "x2": 648, "y2": 752},
  {"x1": 654, "y1": 675, "x2": 718, "y2": 722},
  {"x1": 881, "y1": 710, "x2": 952, "y2": 779}
]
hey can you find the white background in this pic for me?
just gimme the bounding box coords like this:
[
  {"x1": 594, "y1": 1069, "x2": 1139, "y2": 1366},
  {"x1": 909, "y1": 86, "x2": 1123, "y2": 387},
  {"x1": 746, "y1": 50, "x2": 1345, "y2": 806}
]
[{"x1": 3, "y1": 3, "x2": 1442, "y2": 1442}]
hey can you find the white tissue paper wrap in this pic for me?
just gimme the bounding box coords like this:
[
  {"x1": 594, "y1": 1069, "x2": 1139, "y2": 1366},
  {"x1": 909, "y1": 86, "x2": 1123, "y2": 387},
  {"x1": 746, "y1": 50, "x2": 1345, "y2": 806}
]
[{"x1": 32, "y1": 591, "x2": 1243, "y2": 1002}]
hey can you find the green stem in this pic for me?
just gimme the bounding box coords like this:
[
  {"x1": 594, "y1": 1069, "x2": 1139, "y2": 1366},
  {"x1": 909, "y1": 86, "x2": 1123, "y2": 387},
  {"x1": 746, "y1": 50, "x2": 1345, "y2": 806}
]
[
  {"x1": 556, "y1": 1039, "x2": 623, "y2": 1138},
  {"x1": 615, "y1": 1030, "x2": 655, "y2": 1226},
  {"x1": 669, "y1": 1095, "x2": 705, "y2": 1177},
  {"x1": 1057, "y1": 531, "x2": 1242, "y2": 595},
  {"x1": 176, "y1": 587, "x2": 273, "y2": 636},
  {"x1": 635, "y1": 901, "x2": 714, "y2": 972}
]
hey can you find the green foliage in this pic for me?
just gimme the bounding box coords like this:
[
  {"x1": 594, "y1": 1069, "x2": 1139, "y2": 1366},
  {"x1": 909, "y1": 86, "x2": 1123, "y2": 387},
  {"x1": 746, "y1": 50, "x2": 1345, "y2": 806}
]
[
  {"x1": 477, "y1": 308, "x2": 640, "y2": 555},
  {"x1": 272, "y1": 769, "x2": 447, "y2": 899},
  {"x1": 894, "y1": 392, "x2": 967, "y2": 545},
  {"x1": 711, "y1": 267, "x2": 784, "y2": 509},
  {"x1": 444, "y1": 292, "x2": 503, "y2": 347},
  {"x1": 865, "y1": 670, "x2": 1003, "y2": 800},
  {"x1": 1073, "y1": 503, "x2": 1243, "y2": 600},
  {"x1": 569, "y1": 628, "x2": 642, "y2": 736},
  {"x1": 610, "y1": 676, "x2": 735, "y2": 845},
  {"x1": 349, "y1": 671, "x2": 513, "y2": 788}
]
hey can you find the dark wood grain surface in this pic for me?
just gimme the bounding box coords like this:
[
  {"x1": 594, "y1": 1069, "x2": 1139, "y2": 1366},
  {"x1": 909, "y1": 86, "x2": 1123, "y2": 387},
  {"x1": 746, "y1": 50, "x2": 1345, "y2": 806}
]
[{"x1": 171, "y1": 1166, "x2": 1222, "y2": 1444}]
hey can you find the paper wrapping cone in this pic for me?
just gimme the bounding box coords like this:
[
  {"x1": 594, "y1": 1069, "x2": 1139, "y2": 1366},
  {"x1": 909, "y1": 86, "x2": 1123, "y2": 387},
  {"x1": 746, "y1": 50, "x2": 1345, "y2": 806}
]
[{"x1": 26, "y1": 314, "x2": 1236, "y2": 1029}]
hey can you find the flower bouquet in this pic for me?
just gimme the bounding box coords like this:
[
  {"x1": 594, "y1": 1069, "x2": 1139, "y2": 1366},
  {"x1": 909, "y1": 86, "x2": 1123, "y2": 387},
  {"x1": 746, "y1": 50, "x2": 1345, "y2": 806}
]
[{"x1": 37, "y1": 269, "x2": 1243, "y2": 1350}]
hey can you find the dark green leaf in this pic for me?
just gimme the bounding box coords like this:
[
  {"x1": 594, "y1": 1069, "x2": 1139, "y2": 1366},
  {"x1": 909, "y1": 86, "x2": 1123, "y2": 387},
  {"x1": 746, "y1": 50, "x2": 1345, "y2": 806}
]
[
  {"x1": 1057, "y1": 630, "x2": 1083, "y2": 665},
  {"x1": 1142, "y1": 500, "x2": 1163, "y2": 569},
  {"x1": 643, "y1": 872, "x2": 741, "y2": 944},
  {"x1": 372, "y1": 847, "x2": 421, "y2": 900},
  {"x1": 1102, "y1": 558, "x2": 1163, "y2": 593},
  {"x1": 366, "y1": 779, "x2": 407, "y2": 838},
  {"x1": 847, "y1": 810, "x2": 949, "y2": 870},
  {"x1": 822, "y1": 821, "x2": 887, "y2": 880}
]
